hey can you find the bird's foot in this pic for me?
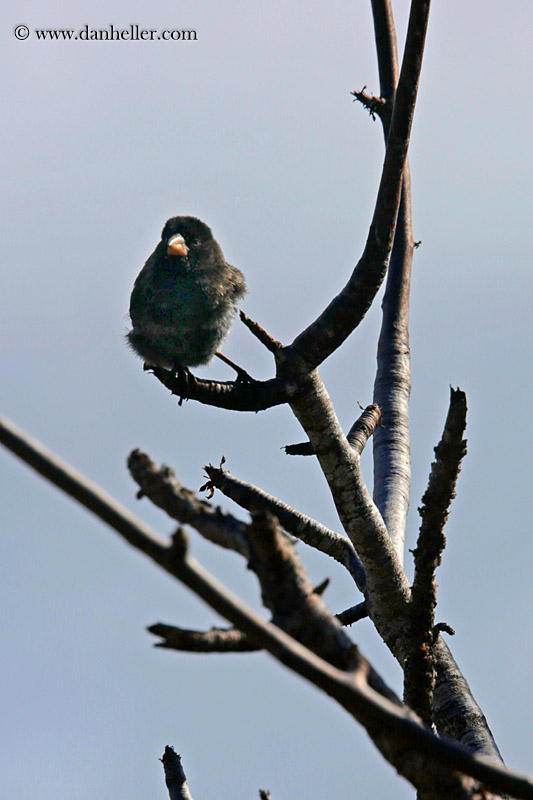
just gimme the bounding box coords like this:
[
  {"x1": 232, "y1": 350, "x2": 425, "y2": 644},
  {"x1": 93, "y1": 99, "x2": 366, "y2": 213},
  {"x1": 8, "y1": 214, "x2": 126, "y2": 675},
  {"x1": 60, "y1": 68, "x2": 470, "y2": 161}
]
[
  {"x1": 214, "y1": 351, "x2": 254, "y2": 383},
  {"x1": 173, "y1": 365, "x2": 195, "y2": 405}
]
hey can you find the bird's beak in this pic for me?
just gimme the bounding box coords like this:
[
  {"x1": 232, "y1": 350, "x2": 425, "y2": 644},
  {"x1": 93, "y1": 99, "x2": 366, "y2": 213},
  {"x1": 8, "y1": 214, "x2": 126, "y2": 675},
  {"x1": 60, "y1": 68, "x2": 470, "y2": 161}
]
[{"x1": 167, "y1": 234, "x2": 189, "y2": 257}]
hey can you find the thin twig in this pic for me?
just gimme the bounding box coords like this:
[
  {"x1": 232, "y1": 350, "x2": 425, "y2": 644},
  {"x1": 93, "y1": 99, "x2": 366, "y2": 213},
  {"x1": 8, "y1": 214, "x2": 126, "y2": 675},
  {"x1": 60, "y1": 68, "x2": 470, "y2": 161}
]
[
  {"x1": 351, "y1": 86, "x2": 387, "y2": 120},
  {"x1": 240, "y1": 311, "x2": 282, "y2": 353},
  {"x1": 149, "y1": 624, "x2": 258, "y2": 653},
  {"x1": 284, "y1": 404, "x2": 381, "y2": 457},
  {"x1": 336, "y1": 602, "x2": 368, "y2": 626}
]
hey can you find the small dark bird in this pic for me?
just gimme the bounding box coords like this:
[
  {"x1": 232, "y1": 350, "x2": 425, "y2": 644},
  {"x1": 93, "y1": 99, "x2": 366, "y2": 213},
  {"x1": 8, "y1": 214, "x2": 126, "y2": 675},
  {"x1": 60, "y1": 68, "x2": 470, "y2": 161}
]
[{"x1": 127, "y1": 216, "x2": 246, "y2": 373}]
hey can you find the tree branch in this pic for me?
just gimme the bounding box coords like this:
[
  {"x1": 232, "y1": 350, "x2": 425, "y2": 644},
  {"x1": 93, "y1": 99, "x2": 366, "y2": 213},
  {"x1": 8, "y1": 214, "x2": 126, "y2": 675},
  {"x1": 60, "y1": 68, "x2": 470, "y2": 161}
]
[
  {"x1": 1, "y1": 414, "x2": 530, "y2": 796},
  {"x1": 149, "y1": 623, "x2": 258, "y2": 653},
  {"x1": 161, "y1": 747, "x2": 194, "y2": 800},
  {"x1": 127, "y1": 449, "x2": 250, "y2": 558},
  {"x1": 289, "y1": 0, "x2": 431, "y2": 369},
  {"x1": 279, "y1": 368, "x2": 411, "y2": 655},
  {"x1": 404, "y1": 388, "x2": 467, "y2": 723},
  {"x1": 284, "y1": 403, "x2": 381, "y2": 457},
  {"x1": 202, "y1": 463, "x2": 366, "y2": 591},
  {"x1": 148, "y1": 367, "x2": 290, "y2": 412},
  {"x1": 369, "y1": 0, "x2": 414, "y2": 564}
]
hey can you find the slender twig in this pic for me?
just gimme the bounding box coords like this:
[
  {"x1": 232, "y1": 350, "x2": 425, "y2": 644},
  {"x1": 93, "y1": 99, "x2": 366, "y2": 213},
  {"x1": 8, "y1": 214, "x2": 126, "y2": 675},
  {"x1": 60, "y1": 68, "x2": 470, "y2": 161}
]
[
  {"x1": 404, "y1": 388, "x2": 468, "y2": 724},
  {"x1": 149, "y1": 624, "x2": 258, "y2": 653},
  {"x1": 284, "y1": 404, "x2": 381, "y2": 457},
  {"x1": 336, "y1": 602, "x2": 368, "y2": 626},
  {"x1": 161, "y1": 747, "x2": 194, "y2": 800},
  {"x1": 240, "y1": 311, "x2": 282, "y2": 353},
  {"x1": 1, "y1": 415, "x2": 531, "y2": 796},
  {"x1": 202, "y1": 464, "x2": 366, "y2": 592}
]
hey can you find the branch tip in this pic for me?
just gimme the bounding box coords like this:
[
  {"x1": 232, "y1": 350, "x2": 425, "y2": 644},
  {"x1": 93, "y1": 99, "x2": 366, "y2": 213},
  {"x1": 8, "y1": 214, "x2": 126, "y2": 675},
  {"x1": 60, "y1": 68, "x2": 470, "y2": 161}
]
[{"x1": 239, "y1": 311, "x2": 282, "y2": 354}]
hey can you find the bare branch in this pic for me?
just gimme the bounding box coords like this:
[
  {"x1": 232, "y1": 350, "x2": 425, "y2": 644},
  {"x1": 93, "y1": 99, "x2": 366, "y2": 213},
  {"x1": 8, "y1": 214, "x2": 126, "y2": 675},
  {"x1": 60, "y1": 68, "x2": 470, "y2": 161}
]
[
  {"x1": 280, "y1": 368, "x2": 411, "y2": 655},
  {"x1": 161, "y1": 747, "x2": 194, "y2": 800},
  {"x1": 404, "y1": 388, "x2": 467, "y2": 723},
  {"x1": 148, "y1": 367, "x2": 291, "y2": 412},
  {"x1": 0, "y1": 415, "x2": 168, "y2": 562},
  {"x1": 371, "y1": 0, "x2": 399, "y2": 104},
  {"x1": 351, "y1": 86, "x2": 387, "y2": 120},
  {"x1": 433, "y1": 640, "x2": 503, "y2": 762},
  {"x1": 284, "y1": 403, "x2": 381, "y2": 457},
  {"x1": 369, "y1": 0, "x2": 413, "y2": 565},
  {"x1": 149, "y1": 623, "x2": 258, "y2": 653},
  {"x1": 289, "y1": 0, "x2": 431, "y2": 369},
  {"x1": 240, "y1": 311, "x2": 282, "y2": 354},
  {"x1": 202, "y1": 463, "x2": 366, "y2": 591},
  {"x1": 127, "y1": 449, "x2": 250, "y2": 558},
  {"x1": 336, "y1": 602, "x2": 368, "y2": 626},
  {"x1": 1, "y1": 415, "x2": 530, "y2": 796},
  {"x1": 247, "y1": 511, "x2": 367, "y2": 675}
]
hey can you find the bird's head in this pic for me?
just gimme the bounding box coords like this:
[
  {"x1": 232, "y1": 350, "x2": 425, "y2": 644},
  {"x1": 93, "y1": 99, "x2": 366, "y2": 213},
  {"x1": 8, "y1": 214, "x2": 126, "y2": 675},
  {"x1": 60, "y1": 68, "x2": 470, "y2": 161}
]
[{"x1": 160, "y1": 216, "x2": 221, "y2": 268}]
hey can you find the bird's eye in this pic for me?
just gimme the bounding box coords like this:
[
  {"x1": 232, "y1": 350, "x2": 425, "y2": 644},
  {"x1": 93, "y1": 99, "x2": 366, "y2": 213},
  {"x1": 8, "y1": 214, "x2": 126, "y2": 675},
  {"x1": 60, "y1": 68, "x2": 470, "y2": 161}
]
[{"x1": 190, "y1": 238, "x2": 201, "y2": 247}]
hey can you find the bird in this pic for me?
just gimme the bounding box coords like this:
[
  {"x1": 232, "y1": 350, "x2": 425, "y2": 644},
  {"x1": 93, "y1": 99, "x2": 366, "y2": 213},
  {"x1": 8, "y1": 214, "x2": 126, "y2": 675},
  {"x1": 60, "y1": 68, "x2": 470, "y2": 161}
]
[{"x1": 127, "y1": 216, "x2": 247, "y2": 375}]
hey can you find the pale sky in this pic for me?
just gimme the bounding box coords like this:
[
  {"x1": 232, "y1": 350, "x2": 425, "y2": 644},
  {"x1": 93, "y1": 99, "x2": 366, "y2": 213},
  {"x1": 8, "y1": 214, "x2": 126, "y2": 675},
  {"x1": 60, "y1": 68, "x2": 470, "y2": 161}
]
[{"x1": 2, "y1": 2, "x2": 533, "y2": 798}]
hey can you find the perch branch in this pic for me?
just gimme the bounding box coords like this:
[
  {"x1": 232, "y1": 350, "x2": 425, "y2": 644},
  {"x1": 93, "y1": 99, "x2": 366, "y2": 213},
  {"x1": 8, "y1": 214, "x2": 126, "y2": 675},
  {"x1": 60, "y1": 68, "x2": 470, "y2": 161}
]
[{"x1": 148, "y1": 368, "x2": 291, "y2": 412}]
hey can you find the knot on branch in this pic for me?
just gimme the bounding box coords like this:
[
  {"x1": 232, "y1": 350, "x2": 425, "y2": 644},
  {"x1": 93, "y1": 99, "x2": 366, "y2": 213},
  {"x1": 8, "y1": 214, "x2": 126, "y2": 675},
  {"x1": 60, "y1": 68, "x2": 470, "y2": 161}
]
[{"x1": 351, "y1": 86, "x2": 387, "y2": 120}]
